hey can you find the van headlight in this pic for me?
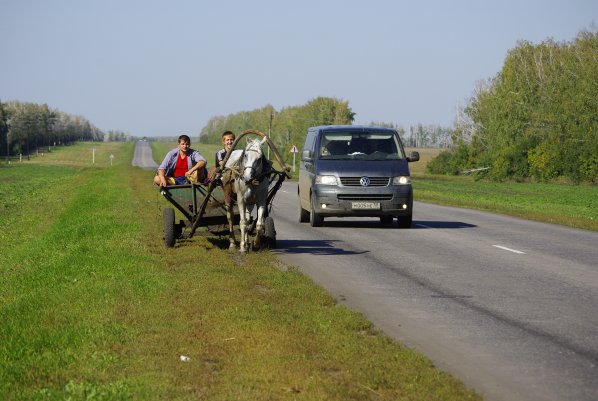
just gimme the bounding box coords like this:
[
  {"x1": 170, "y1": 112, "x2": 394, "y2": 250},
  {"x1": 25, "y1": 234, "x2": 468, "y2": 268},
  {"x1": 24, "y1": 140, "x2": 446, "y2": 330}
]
[
  {"x1": 315, "y1": 175, "x2": 338, "y2": 185},
  {"x1": 392, "y1": 176, "x2": 411, "y2": 185}
]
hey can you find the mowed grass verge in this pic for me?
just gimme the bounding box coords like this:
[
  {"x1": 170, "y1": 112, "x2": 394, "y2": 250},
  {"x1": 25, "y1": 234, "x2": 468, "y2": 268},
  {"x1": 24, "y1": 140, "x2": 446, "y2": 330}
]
[
  {"x1": 403, "y1": 147, "x2": 597, "y2": 231},
  {"x1": 0, "y1": 142, "x2": 479, "y2": 400},
  {"x1": 412, "y1": 176, "x2": 597, "y2": 232}
]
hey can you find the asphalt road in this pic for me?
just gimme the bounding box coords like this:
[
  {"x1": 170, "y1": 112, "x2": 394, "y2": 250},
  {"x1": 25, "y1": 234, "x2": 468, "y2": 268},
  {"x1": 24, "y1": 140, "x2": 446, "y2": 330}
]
[
  {"x1": 133, "y1": 141, "x2": 598, "y2": 401},
  {"x1": 269, "y1": 181, "x2": 598, "y2": 401},
  {"x1": 132, "y1": 140, "x2": 158, "y2": 170}
]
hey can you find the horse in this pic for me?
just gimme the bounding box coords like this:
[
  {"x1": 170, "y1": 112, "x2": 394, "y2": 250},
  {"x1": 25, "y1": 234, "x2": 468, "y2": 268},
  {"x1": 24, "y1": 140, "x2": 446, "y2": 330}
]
[{"x1": 221, "y1": 136, "x2": 270, "y2": 253}]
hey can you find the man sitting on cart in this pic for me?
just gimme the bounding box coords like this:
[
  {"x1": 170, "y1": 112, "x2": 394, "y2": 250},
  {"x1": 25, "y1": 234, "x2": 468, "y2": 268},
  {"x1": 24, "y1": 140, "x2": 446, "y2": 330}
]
[
  {"x1": 153, "y1": 134, "x2": 207, "y2": 187},
  {"x1": 207, "y1": 130, "x2": 236, "y2": 183},
  {"x1": 215, "y1": 130, "x2": 236, "y2": 168}
]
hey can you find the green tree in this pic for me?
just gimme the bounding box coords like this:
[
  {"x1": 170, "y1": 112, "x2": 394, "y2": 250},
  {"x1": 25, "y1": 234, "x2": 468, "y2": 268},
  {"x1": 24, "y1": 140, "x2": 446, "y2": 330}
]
[
  {"x1": 198, "y1": 97, "x2": 355, "y2": 165},
  {"x1": 436, "y1": 27, "x2": 598, "y2": 182}
]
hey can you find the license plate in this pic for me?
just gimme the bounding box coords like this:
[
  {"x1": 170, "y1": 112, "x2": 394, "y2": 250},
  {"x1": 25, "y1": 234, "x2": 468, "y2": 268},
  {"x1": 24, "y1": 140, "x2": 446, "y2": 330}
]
[{"x1": 351, "y1": 202, "x2": 380, "y2": 210}]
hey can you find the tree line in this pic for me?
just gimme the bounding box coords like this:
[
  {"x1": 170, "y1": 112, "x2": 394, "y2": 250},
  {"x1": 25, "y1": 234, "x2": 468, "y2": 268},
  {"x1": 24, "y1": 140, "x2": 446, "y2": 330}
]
[
  {"x1": 199, "y1": 97, "x2": 453, "y2": 166},
  {"x1": 369, "y1": 121, "x2": 452, "y2": 148},
  {"x1": 428, "y1": 27, "x2": 598, "y2": 183},
  {"x1": 0, "y1": 100, "x2": 130, "y2": 159},
  {"x1": 199, "y1": 97, "x2": 354, "y2": 164}
]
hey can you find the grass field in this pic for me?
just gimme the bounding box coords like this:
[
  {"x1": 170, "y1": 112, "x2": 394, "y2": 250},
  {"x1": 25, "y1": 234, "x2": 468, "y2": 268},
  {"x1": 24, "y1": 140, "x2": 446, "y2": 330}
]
[
  {"x1": 403, "y1": 148, "x2": 597, "y2": 232},
  {"x1": 0, "y1": 142, "x2": 480, "y2": 400},
  {"x1": 413, "y1": 175, "x2": 598, "y2": 231}
]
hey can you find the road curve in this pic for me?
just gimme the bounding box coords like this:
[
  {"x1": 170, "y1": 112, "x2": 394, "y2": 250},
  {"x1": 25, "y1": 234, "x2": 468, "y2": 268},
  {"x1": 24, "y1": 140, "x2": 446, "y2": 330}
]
[{"x1": 270, "y1": 181, "x2": 598, "y2": 401}]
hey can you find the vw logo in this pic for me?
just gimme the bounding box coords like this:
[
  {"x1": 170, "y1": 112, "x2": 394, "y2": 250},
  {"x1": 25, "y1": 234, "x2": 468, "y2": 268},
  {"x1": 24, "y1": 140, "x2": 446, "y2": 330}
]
[{"x1": 360, "y1": 176, "x2": 370, "y2": 187}]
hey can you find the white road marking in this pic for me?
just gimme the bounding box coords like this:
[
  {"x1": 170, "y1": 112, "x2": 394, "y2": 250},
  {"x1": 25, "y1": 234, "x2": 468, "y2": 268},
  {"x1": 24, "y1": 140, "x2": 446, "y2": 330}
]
[{"x1": 493, "y1": 245, "x2": 525, "y2": 254}]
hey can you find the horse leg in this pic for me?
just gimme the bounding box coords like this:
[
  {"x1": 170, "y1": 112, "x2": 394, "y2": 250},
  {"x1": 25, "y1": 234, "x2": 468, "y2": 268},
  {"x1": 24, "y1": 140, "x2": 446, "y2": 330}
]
[
  {"x1": 222, "y1": 185, "x2": 237, "y2": 250},
  {"x1": 253, "y1": 202, "x2": 266, "y2": 250},
  {"x1": 238, "y1": 194, "x2": 248, "y2": 253},
  {"x1": 226, "y1": 200, "x2": 237, "y2": 250}
]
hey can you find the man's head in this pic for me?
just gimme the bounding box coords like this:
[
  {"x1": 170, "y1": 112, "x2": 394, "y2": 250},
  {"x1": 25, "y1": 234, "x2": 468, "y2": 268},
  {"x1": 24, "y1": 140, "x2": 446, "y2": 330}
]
[
  {"x1": 178, "y1": 134, "x2": 191, "y2": 145},
  {"x1": 178, "y1": 134, "x2": 191, "y2": 154},
  {"x1": 221, "y1": 131, "x2": 235, "y2": 151}
]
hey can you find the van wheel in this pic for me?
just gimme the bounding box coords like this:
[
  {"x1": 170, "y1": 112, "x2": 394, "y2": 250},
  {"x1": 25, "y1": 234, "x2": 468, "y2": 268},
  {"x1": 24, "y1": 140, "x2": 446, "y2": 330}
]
[
  {"x1": 310, "y1": 194, "x2": 323, "y2": 227},
  {"x1": 397, "y1": 213, "x2": 412, "y2": 228},
  {"x1": 298, "y1": 199, "x2": 309, "y2": 223},
  {"x1": 380, "y1": 216, "x2": 393, "y2": 225}
]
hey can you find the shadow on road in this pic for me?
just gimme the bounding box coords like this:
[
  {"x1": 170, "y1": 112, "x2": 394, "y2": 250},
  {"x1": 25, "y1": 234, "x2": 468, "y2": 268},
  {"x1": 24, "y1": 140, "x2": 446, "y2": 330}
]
[
  {"x1": 319, "y1": 220, "x2": 403, "y2": 229},
  {"x1": 303, "y1": 219, "x2": 477, "y2": 229},
  {"x1": 413, "y1": 221, "x2": 477, "y2": 229},
  {"x1": 274, "y1": 239, "x2": 368, "y2": 256}
]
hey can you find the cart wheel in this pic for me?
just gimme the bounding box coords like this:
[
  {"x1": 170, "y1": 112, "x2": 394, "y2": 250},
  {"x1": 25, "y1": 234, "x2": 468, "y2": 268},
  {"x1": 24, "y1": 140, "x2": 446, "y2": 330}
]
[
  {"x1": 264, "y1": 216, "x2": 276, "y2": 248},
  {"x1": 163, "y1": 208, "x2": 176, "y2": 248}
]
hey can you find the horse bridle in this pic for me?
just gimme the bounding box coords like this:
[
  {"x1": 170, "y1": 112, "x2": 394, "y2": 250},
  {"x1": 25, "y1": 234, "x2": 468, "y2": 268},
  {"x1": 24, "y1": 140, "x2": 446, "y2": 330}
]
[{"x1": 242, "y1": 147, "x2": 264, "y2": 183}]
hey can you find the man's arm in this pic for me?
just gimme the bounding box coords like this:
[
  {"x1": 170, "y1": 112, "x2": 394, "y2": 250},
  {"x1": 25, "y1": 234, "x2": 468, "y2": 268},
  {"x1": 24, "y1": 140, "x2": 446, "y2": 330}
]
[
  {"x1": 155, "y1": 148, "x2": 177, "y2": 187},
  {"x1": 186, "y1": 159, "x2": 206, "y2": 175},
  {"x1": 185, "y1": 150, "x2": 207, "y2": 176},
  {"x1": 154, "y1": 169, "x2": 168, "y2": 187}
]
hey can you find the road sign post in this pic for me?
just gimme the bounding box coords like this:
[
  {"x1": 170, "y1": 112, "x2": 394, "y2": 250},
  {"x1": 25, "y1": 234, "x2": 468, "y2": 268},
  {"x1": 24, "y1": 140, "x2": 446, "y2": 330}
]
[{"x1": 290, "y1": 144, "x2": 299, "y2": 173}]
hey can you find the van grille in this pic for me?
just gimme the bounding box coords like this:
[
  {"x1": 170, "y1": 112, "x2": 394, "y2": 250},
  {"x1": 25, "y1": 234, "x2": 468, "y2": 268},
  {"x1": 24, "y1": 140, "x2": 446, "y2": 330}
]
[
  {"x1": 337, "y1": 194, "x2": 393, "y2": 201},
  {"x1": 340, "y1": 177, "x2": 390, "y2": 186}
]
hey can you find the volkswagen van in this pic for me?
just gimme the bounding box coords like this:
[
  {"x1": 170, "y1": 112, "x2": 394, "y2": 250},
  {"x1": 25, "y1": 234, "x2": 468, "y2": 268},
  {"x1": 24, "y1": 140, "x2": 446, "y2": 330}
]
[{"x1": 298, "y1": 125, "x2": 419, "y2": 227}]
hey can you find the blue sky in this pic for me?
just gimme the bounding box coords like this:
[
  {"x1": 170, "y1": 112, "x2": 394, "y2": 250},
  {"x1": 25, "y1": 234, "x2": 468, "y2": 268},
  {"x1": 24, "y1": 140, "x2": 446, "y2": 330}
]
[{"x1": 0, "y1": 0, "x2": 595, "y2": 137}]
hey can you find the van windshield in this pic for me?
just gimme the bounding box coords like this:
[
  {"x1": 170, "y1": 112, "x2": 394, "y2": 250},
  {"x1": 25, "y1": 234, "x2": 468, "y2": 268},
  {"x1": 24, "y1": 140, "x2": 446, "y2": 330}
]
[{"x1": 318, "y1": 132, "x2": 405, "y2": 160}]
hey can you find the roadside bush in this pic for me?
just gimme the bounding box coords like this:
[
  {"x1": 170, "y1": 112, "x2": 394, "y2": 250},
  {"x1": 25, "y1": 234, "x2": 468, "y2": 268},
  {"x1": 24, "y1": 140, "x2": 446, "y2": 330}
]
[
  {"x1": 433, "y1": 28, "x2": 598, "y2": 183},
  {"x1": 426, "y1": 145, "x2": 471, "y2": 175}
]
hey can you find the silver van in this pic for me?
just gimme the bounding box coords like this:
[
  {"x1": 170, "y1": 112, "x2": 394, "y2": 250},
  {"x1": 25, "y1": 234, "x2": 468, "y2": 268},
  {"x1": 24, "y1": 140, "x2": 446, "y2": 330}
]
[{"x1": 298, "y1": 125, "x2": 419, "y2": 227}]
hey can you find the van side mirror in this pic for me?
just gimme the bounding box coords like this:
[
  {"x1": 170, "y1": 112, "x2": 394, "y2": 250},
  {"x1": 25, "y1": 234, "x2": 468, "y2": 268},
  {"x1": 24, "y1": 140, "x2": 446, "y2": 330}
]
[
  {"x1": 407, "y1": 151, "x2": 420, "y2": 162},
  {"x1": 302, "y1": 149, "x2": 313, "y2": 160}
]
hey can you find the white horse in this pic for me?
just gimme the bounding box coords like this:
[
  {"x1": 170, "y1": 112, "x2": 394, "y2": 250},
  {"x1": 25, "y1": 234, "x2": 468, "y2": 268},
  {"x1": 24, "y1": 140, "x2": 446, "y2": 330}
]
[{"x1": 222, "y1": 136, "x2": 270, "y2": 253}]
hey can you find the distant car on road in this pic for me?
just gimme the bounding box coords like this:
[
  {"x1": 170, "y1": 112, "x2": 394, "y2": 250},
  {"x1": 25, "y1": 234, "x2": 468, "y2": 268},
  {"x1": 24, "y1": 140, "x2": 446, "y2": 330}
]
[{"x1": 298, "y1": 125, "x2": 419, "y2": 227}]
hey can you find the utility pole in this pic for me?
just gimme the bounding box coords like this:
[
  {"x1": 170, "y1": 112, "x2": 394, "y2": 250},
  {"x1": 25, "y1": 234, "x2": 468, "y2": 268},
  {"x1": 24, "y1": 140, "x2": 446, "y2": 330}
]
[
  {"x1": 267, "y1": 109, "x2": 274, "y2": 159},
  {"x1": 5, "y1": 117, "x2": 10, "y2": 163}
]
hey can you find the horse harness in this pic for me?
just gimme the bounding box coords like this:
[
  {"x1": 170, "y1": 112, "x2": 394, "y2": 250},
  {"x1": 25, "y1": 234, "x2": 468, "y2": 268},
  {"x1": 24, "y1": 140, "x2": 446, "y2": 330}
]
[
  {"x1": 227, "y1": 149, "x2": 272, "y2": 185},
  {"x1": 221, "y1": 148, "x2": 272, "y2": 188}
]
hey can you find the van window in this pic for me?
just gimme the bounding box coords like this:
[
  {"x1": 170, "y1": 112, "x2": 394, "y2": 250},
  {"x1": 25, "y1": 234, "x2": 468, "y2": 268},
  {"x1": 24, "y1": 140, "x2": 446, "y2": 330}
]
[
  {"x1": 319, "y1": 132, "x2": 404, "y2": 160},
  {"x1": 303, "y1": 130, "x2": 317, "y2": 154}
]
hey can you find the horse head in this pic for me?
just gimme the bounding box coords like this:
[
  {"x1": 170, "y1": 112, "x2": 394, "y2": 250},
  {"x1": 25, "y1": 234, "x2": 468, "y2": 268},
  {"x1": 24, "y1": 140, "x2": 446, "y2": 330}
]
[{"x1": 241, "y1": 137, "x2": 267, "y2": 184}]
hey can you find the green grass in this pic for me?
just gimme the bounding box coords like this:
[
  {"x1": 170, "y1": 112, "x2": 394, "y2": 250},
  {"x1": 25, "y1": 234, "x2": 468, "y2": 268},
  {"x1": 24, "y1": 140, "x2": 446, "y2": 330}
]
[
  {"x1": 0, "y1": 142, "x2": 480, "y2": 400},
  {"x1": 413, "y1": 174, "x2": 598, "y2": 231},
  {"x1": 402, "y1": 147, "x2": 597, "y2": 231}
]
